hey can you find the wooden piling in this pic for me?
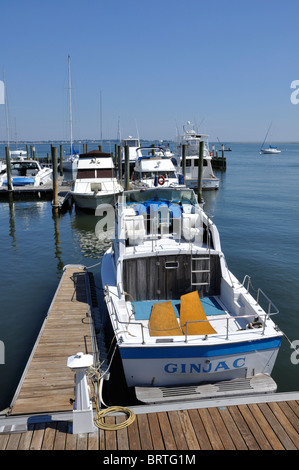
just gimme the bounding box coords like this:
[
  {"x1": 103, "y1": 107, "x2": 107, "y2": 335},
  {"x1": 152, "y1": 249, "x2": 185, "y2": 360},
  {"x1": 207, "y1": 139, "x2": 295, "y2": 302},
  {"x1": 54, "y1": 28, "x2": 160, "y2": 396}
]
[
  {"x1": 59, "y1": 145, "x2": 63, "y2": 176},
  {"x1": 182, "y1": 144, "x2": 186, "y2": 185},
  {"x1": 5, "y1": 147, "x2": 13, "y2": 191},
  {"x1": 118, "y1": 145, "x2": 122, "y2": 183},
  {"x1": 197, "y1": 141, "x2": 204, "y2": 203},
  {"x1": 124, "y1": 145, "x2": 130, "y2": 190},
  {"x1": 51, "y1": 146, "x2": 58, "y2": 210}
]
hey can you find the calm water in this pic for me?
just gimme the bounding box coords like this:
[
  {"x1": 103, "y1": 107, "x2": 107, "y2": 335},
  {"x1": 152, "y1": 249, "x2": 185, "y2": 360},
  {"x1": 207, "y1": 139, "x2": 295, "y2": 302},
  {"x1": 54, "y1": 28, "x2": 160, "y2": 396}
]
[{"x1": 0, "y1": 141, "x2": 299, "y2": 412}]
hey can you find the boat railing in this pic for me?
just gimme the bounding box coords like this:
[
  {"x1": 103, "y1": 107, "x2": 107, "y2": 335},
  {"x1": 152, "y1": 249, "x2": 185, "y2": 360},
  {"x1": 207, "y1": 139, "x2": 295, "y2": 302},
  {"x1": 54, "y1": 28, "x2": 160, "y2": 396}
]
[
  {"x1": 105, "y1": 286, "x2": 279, "y2": 345},
  {"x1": 241, "y1": 275, "x2": 279, "y2": 316},
  {"x1": 104, "y1": 285, "x2": 146, "y2": 344},
  {"x1": 183, "y1": 309, "x2": 279, "y2": 342}
]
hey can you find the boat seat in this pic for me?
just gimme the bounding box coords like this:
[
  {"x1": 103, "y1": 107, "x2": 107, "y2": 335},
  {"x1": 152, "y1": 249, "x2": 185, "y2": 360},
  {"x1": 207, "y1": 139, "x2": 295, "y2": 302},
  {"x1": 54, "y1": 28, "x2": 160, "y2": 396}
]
[
  {"x1": 180, "y1": 291, "x2": 217, "y2": 335},
  {"x1": 182, "y1": 213, "x2": 203, "y2": 242},
  {"x1": 148, "y1": 301, "x2": 183, "y2": 336},
  {"x1": 125, "y1": 215, "x2": 146, "y2": 246}
]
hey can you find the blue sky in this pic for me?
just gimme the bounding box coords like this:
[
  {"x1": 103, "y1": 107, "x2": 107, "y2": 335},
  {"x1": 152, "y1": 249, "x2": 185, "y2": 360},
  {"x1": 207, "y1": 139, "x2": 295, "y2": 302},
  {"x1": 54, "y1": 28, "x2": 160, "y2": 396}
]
[{"x1": 1, "y1": 0, "x2": 299, "y2": 142}]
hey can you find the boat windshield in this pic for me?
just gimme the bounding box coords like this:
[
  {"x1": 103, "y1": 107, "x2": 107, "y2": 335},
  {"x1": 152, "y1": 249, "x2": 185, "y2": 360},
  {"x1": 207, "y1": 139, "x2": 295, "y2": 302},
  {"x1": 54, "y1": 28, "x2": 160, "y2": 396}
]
[{"x1": 123, "y1": 188, "x2": 197, "y2": 205}]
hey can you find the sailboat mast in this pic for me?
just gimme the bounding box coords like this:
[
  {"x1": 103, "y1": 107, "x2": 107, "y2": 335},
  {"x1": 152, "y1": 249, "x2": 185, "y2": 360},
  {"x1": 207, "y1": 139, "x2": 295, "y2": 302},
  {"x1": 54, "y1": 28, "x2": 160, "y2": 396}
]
[
  {"x1": 68, "y1": 55, "x2": 73, "y2": 154},
  {"x1": 261, "y1": 122, "x2": 272, "y2": 150}
]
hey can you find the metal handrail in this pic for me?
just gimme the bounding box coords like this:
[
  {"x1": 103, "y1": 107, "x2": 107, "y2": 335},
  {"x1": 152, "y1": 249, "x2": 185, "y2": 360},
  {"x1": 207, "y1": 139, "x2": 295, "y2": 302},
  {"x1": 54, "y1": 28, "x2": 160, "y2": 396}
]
[
  {"x1": 242, "y1": 275, "x2": 279, "y2": 316},
  {"x1": 105, "y1": 286, "x2": 145, "y2": 344},
  {"x1": 105, "y1": 286, "x2": 279, "y2": 345}
]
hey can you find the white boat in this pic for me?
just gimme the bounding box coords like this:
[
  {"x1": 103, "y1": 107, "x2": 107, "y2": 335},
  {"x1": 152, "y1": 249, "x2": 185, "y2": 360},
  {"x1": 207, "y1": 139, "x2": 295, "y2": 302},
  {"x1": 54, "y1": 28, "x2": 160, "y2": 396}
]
[
  {"x1": 174, "y1": 122, "x2": 219, "y2": 190},
  {"x1": 70, "y1": 150, "x2": 123, "y2": 210},
  {"x1": 63, "y1": 56, "x2": 79, "y2": 172},
  {"x1": 101, "y1": 187, "x2": 282, "y2": 399},
  {"x1": 260, "y1": 123, "x2": 281, "y2": 154},
  {"x1": 0, "y1": 155, "x2": 52, "y2": 187},
  {"x1": 260, "y1": 145, "x2": 281, "y2": 155},
  {"x1": 130, "y1": 147, "x2": 184, "y2": 189},
  {"x1": 121, "y1": 136, "x2": 142, "y2": 173}
]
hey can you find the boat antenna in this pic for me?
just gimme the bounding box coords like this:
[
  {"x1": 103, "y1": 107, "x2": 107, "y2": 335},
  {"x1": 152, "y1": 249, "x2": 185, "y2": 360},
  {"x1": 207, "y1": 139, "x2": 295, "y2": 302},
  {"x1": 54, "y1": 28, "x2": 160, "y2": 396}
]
[
  {"x1": 3, "y1": 70, "x2": 9, "y2": 146},
  {"x1": 68, "y1": 55, "x2": 73, "y2": 154},
  {"x1": 100, "y1": 90, "x2": 103, "y2": 145},
  {"x1": 117, "y1": 116, "x2": 121, "y2": 143},
  {"x1": 135, "y1": 119, "x2": 140, "y2": 141}
]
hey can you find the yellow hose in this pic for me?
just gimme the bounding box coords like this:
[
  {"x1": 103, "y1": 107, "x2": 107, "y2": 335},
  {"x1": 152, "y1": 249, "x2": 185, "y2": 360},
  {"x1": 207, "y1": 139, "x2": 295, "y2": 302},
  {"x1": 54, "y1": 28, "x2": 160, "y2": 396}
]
[{"x1": 94, "y1": 406, "x2": 136, "y2": 430}]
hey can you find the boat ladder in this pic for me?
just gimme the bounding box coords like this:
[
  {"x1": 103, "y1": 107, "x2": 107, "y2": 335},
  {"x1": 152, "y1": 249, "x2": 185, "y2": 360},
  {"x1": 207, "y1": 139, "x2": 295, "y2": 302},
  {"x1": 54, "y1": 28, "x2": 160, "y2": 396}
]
[{"x1": 190, "y1": 218, "x2": 212, "y2": 293}]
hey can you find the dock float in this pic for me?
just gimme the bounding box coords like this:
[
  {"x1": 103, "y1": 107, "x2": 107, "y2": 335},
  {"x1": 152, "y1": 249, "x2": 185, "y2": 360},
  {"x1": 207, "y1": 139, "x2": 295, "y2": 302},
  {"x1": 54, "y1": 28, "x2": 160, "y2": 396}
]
[{"x1": 0, "y1": 264, "x2": 298, "y2": 450}]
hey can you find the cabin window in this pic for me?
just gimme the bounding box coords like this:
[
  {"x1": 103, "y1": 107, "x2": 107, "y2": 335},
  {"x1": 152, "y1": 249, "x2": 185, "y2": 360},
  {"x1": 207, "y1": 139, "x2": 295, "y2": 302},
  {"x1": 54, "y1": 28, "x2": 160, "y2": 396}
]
[{"x1": 77, "y1": 169, "x2": 115, "y2": 178}]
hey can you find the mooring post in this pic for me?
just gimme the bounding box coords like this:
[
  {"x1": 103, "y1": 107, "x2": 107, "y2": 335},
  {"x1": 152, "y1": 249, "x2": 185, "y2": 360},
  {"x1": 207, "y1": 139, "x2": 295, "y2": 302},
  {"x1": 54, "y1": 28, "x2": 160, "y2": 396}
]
[
  {"x1": 5, "y1": 146, "x2": 13, "y2": 191},
  {"x1": 118, "y1": 146, "x2": 122, "y2": 183},
  {"x1": 59, "y1": 145, "x2": 63, "y2": 176},
  {"x1": 197, "y1": 141, "x2": 204, "y2": 203},
  {"x1": 52, "y1": 146, "x2": 58, "y2": 210},
  {"x1": 182, "y1": 144, "x2": 186, "y2": 185},
  {"x1": 124, "y1": 145, "x2": 130, "y2": 190}
]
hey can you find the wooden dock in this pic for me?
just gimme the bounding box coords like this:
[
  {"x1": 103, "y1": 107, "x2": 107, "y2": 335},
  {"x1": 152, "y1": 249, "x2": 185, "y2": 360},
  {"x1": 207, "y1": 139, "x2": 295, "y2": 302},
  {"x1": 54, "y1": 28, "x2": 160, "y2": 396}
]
[
  {"x1": 0, "y1": 264, "x2": 298, "y2": 451},
  {"x1": 0, "y1": 396, "x2": 298, "y2": 450},
  {"x1": 9, "y1": 264, "x2": 97, "y2": 416}
]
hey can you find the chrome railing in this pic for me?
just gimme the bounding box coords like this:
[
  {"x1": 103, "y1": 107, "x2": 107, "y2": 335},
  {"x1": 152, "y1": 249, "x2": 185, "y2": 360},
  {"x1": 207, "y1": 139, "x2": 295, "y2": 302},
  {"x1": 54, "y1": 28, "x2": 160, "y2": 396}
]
[
  {"x1": 242, "y1": 275, "x2": 279, "y2": 316},
  {"x1": 104, "y1": 286, "x2": 280, "y2": 345}
]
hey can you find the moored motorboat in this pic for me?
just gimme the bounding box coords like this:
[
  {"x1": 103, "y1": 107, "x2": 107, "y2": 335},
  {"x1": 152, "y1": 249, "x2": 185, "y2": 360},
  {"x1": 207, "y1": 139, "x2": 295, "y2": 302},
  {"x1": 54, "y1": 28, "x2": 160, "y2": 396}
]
[
  {"x1": 0, "y1": 157, "x2": 52, "y2": 187},
  {"x1": 101, "y1": 187, "x2": 282, "y2": 400},
  {"x1": 130, "y1": 147, "x2": 184, "y2": 189},
  {"x1": 121, "y1": 136, "x2": 142, "y2": 175},
  {"x1": 70, "y1": 150, "x2": 123, "y2": 210},
  {"x1": 174, "y1": 122, "x2": 219, "y2": 190}
]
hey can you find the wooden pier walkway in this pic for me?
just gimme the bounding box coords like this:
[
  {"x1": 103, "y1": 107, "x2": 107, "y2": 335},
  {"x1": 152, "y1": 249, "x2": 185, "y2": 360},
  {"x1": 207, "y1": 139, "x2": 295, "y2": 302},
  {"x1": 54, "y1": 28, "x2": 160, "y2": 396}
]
[
  {"x1": 1, "y1": 264, "x2": 298, "y2": 451},
  {"x1": 0, "y1": 397, "x2": 298, "y2": 450},
  {"x1": 9, "y1": 265, "x2": 96, "y2": 416}
]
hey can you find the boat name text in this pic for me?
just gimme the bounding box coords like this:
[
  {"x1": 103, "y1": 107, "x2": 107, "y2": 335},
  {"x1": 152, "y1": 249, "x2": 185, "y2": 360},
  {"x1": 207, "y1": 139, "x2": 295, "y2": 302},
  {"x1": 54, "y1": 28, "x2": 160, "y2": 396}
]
[{"x1": 164, "y1": 357, "x2": 245, "y2": 374}]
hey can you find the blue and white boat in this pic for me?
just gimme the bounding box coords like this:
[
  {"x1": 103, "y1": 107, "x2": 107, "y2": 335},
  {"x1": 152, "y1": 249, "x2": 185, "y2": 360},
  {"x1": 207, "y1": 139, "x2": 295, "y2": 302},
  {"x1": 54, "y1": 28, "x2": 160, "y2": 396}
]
[
  {"x1": 0, "y1": 157, "x2": 52, "y2": 187},
  {"x1": 101, "y1": 187, "x2": 282, "y2": 401}
]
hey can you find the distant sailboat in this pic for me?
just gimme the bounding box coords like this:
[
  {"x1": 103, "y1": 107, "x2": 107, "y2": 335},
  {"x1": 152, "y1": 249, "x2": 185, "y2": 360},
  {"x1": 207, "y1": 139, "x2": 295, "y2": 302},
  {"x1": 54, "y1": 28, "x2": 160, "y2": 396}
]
[{"x1": 260, "y1": 123, "x2": 281, "y2": 154}]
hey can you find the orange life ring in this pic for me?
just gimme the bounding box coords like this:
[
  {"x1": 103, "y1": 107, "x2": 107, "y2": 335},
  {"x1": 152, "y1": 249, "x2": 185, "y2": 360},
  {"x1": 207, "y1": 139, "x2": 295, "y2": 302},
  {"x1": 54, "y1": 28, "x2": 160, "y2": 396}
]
[{"x1": 158, "y1": 175, "x2": 165, "y2": 185}]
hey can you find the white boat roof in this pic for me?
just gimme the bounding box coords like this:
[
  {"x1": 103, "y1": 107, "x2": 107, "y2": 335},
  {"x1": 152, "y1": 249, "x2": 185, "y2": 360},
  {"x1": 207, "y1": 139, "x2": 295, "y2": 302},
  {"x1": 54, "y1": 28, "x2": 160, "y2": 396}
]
[
  {"x1": 78, "y1": 157, "x2": 114, "y2": 170},
  {"x1": 136, "y1": 157, "x2": 176, "y2": 172}
]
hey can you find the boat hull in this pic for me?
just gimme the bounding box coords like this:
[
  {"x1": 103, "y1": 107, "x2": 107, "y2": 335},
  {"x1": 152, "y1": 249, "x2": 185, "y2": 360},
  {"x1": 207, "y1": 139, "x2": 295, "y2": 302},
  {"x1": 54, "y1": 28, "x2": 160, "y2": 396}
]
[
  {"x1": 118, "y1": 337, "x2": 281, "y2": 387},
  {"x1": 185, "y1": 178, "x2": 219, "y2": 190},
  {"x1": 71, "y1": 190, "x2": 123, "y2": 210}
]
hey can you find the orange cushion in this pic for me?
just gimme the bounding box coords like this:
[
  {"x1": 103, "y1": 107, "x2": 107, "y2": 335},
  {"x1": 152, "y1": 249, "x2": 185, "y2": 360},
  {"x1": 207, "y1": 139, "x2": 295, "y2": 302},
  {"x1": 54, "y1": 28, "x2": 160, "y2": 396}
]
[
  {"x1": 180, "y1": 291, "x2": 217, "y2": 335},
  {"x1": 148, "y1": 301, "x2": 183, "y2": 336}
]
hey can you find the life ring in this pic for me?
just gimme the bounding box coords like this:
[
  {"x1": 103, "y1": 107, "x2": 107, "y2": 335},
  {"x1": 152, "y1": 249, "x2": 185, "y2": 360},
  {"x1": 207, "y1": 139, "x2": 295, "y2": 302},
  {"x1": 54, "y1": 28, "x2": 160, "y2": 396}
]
[{"x1": 158, "y1": 175, "x2": 165, "y2": 185}]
